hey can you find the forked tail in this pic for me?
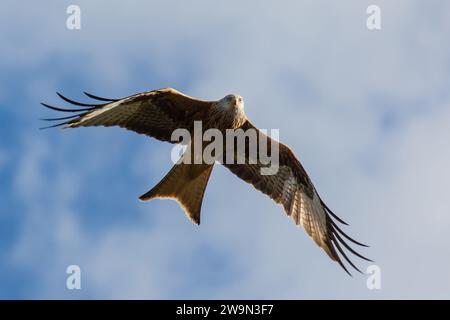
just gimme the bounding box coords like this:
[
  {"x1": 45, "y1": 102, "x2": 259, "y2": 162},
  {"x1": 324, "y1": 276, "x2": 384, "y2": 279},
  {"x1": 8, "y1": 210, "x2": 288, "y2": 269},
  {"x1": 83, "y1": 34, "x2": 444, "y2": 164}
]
[{"x1": 139, "y1": 161, "x2": 214, "y2": 225}]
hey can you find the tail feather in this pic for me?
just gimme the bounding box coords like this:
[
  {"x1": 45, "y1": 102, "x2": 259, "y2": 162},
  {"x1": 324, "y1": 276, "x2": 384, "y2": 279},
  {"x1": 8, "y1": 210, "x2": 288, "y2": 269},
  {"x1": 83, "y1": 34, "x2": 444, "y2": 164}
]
[{"x1": 139, "y1": 162, "x2": 214, "y2": 225}]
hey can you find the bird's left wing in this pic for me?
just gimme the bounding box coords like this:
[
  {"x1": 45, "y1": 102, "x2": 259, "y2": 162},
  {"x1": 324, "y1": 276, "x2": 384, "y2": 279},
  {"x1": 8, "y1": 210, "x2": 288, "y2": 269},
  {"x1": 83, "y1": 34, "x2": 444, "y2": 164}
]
[
  {"x1": 40, "y1": 88, "x2": 213, "y2": 143},
  {"x1": 222, "y1": 121, "x2": 371, "y2": 275}
]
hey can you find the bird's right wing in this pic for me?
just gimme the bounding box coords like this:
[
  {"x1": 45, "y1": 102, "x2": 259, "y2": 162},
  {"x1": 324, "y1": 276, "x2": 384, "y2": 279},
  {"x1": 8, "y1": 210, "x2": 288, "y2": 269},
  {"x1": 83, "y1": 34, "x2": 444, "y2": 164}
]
[{"x1": 40, "y1": 87, "x2": 213, "y2": 143}]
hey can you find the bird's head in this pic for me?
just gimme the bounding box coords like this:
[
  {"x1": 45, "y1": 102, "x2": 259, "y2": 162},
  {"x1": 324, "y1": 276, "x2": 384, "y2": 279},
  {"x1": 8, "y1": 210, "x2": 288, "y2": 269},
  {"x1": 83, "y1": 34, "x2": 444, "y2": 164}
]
[{"x1": 219, "y1": 94, "x2": 245, "y2": 112}]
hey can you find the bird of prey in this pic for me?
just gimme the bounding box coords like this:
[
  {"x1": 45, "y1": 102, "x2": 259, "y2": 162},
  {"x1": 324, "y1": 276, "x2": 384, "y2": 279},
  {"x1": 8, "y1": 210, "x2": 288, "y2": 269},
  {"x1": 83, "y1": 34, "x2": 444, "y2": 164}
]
[{"x1": 41, "y1": 87, "x2": 371, "y2": 274}]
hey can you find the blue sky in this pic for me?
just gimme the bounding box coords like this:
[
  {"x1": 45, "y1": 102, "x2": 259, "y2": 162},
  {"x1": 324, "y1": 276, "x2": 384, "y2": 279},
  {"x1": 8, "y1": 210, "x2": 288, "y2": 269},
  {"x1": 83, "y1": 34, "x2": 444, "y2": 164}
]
[{"x1": 1, "y1": 0, "x2": 450, "y2": 299}]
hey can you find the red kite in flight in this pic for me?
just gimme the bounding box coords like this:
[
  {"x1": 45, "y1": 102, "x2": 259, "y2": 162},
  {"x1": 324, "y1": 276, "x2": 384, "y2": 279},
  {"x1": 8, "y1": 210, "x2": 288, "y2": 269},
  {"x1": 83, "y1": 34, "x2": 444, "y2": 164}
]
[{"x1": 41, "y1": 87, "x2": 370, "y2": 274}]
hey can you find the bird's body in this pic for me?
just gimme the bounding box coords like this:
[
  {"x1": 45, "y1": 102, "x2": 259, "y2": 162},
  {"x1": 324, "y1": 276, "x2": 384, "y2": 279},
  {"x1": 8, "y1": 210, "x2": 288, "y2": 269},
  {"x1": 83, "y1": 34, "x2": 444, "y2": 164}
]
[{"x1": 41, "y1": 87, "x2": 370, "y2": 274}]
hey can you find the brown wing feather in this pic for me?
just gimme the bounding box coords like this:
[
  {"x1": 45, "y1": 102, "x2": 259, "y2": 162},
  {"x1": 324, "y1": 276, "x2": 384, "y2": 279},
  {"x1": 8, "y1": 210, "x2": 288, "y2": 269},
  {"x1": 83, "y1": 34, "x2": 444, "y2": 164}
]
[
  {"x1": 41, "y1": 88, "x2": 213, "y2": 143},
  {"x1": 223, "y1": 121, "x2": 371, "y2": 275}
]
